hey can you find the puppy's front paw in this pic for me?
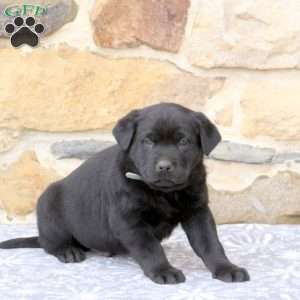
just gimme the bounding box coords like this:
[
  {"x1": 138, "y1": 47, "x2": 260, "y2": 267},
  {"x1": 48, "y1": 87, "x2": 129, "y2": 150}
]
[
  {"x1": 56, "y1": 246, "x2": 86, "y2": 263},
  {"x1": 213, "y1": 264, "x2": 250, "y2": 283},
  {"x1": 146, "y1": 266, "x2": 186, "y2": 284}
]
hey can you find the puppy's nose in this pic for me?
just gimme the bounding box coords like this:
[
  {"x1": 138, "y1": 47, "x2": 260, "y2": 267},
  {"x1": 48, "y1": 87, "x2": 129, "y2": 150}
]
[{"x1": 156, "y1": 160, "x2": 174, "y2": 173}]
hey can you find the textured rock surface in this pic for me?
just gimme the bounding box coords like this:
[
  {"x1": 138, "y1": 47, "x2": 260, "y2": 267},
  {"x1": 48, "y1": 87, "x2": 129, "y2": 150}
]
[
  {"x1": 0, "y1": 0, "x2": 78, "y2": 38},
  {"x1": 0, "y1": 1, "x2": 300, "y2": 225},
  {"x1": 210, "y1": 171, "x2": 300, "y2": 224},
  {"x1": 241, "y1": 75, "x2": 300, "y2": 140},
  {"x1": 1, "y1": 151, "x2": 300, "y2": 224},
  {"x1": 185, "y1": 0, "x2": 300, "y2": 69},
  {"x1": 211, "y1": 141, "x2": 275, "y2": 164},
  {"x1": 91, "y1": 0, "x2": 190, "y2": 52},
  {"x1": 51, "y1": 140, "x2": 114, "y2": 159},
  {"x1": 0, "y1": 151, "x2": 59, "y2": 216},
  {"x1": 272, "y1": 153, "x2": 300, "y2": 164},
  {"x1": 215, "y1": 104, "x2": 233, "y2": 127},
  {"x1": 0, "y1": 47, "x2": 224, "y2": 132},
  {"x1": 0, "y1": 129, "x2": 20, "y2": 152}
]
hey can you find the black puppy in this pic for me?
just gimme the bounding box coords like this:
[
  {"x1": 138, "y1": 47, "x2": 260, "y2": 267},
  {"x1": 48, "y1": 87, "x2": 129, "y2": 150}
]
[{"x1": 0, "y1": 103, "x2": 249, "y2": 284}]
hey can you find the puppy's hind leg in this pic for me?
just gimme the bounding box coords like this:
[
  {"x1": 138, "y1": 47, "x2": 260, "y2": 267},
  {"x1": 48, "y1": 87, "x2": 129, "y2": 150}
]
[{"x1": 37, "y1": 183, "x2": 86, "y2": 263}]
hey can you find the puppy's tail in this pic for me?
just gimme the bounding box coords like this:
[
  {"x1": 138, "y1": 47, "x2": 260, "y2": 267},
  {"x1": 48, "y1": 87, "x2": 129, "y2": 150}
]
[{"x1": 0, "y1": 237, "x2": 40, "y2": 249}]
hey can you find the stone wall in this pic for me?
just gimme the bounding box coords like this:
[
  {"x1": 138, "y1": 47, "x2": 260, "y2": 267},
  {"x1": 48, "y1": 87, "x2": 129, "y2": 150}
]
[{"x1": 0, "y1": 0, "x2": 300, "y2": 224}]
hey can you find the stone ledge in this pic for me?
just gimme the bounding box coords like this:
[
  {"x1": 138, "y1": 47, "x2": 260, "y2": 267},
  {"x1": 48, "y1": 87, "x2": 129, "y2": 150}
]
[
  {"x1": 50, "y1": 139, "x2": 300, "y2": 165},
  {"x1": 211, "y1": 141, "x2": 275, "y2": 164},
  {"x1": 51, "y1": 139, "x2": 115, "y2": 160},
  {"x1": 272, "y1": 153, "x2": 300, "y2": 164}
]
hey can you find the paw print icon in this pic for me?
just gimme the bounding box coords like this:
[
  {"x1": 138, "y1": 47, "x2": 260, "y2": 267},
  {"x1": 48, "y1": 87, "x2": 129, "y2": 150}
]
[{"x1": 5, "y1": 16, "x2": 44, "y2": 48}]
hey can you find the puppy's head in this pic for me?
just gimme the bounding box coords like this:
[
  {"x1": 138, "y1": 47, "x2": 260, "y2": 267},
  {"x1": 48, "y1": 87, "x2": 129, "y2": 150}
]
[{"x1": 113, "y1": 103, "x2": 221, "y2": 192}]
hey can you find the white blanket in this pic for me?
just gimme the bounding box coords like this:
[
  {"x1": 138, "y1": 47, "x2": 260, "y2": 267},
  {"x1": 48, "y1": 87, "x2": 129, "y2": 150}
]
[{"x1": 0, "y1": 224, "x2": 299, "y2": 300}]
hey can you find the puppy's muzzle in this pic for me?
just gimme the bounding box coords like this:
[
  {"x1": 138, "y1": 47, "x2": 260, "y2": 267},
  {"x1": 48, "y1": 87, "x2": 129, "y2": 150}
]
[{"x1": 155, "y1": 159, "x2": 175, "y2": 175}]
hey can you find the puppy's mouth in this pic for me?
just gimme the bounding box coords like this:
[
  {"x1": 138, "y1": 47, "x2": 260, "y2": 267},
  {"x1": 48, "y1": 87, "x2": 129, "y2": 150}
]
[
  {"x1": 149, "y1": 179, "x2": 187, "y2": 192},
  {"x1": 125, "y1": 172, "x2": 186, "y2": 192}
]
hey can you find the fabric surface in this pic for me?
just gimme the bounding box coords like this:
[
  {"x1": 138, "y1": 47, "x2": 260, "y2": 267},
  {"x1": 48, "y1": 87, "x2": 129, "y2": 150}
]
[{"x1": 0, "y1": 224, "x2": 299, "y2": 300}]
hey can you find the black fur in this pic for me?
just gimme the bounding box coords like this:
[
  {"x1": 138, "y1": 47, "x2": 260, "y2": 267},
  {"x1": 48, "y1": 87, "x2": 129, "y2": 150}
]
[
  {"x1": 0, "y1": 237, "x2": 39, "y2": 248},
  {"x1": 0, "y1": 103, "x2": 249, "y2": 284}
]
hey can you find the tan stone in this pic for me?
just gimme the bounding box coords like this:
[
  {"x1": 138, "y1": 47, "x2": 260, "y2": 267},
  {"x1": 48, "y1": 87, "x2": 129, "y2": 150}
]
[
  {"x1": 215, "y1": 104, "x2": 233, "y2": 127},
  {"x1": 0, "y1": 47, "x2": 225, "y2": 132},
  {"x1": 0, "y1": 151, "x2": 60, "y2": 216},
  {"x1": 146, "y1": 73, "x2": 225, "y2": 110},
  {"x1": 241, "y1": 75, "x2": 300, "y2": 140},
  {"x1": 0, "y1": 129, "x2": 21, "y2": 152},
  {"x1": 91, "y1": 0, "x2": 190, "y2": 53},
  {"x1": 210, "y1": 171, "x2": 300, "y2": 224},
  {"x1": 185, "y1": 0, "x2": 300, "y2": 69}
]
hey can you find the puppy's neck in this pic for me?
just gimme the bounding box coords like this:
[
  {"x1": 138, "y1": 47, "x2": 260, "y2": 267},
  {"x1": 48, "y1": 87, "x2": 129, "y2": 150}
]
[{"x1": 120, "y1": 151, "x2": 143, "y2": 181}]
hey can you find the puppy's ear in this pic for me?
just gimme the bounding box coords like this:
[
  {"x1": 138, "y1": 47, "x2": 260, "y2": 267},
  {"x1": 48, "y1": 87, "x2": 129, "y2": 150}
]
[
  {"x1": 113, "y1": 109, "x2": 139, "y2": 151},
  {"x1": 193, "y1": 112, "x2": 221, "y2": 155}
]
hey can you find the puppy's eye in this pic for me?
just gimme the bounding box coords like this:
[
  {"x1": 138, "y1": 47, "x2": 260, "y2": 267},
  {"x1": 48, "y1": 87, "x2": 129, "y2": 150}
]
[
  {"x1": 143, "y1": 137, "x2": 155, "y2": 146},
  {"x1": 178, "y1": 137, "x2": 190, "y2": 146}
]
